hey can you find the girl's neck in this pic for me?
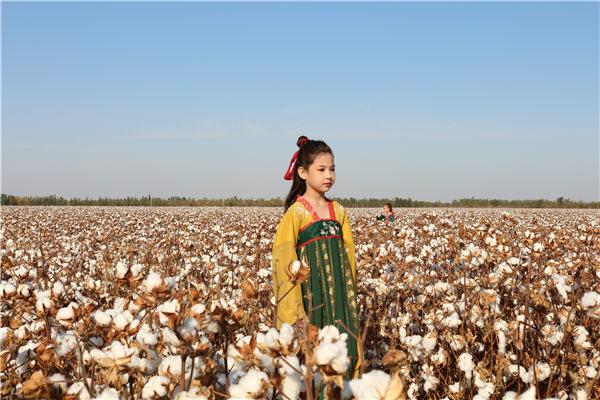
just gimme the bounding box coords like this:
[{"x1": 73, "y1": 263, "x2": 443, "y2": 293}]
[{"x1": 301, "y1": 187, "x2": 328, "y2": 206}]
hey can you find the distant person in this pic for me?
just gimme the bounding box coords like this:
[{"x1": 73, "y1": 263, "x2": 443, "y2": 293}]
[
  {"x1": 271, "y1": 136, "x2": 361, "y2": 382},
  {"x1": 376, "y1": 202, "x2": 395, "y2": 223}
]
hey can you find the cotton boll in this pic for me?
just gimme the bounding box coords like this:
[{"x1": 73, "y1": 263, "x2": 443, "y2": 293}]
[
  {"x1": 143, "y1": 272, "x2": 163, "y2": 292},
  {"x1": 52, "y1": 281, "x2": 66, "y2": 298},
  {"x1": 517, "y1": 386, "x2": 536, "y2": 400},
  {"x1": 97, "y1": 387, "x2": 123, "y2": 400},
  {"x1": 315, "y1": 341, "x2": 349, "y2": 374},
  {"x1": 278, "y1": 323, "x2": 295, "y2": 348},
  {"x1": 113, "y1": 311, "x2": 134, "y2": 331},
  {"x1": 551, "y1": 274, "x2": 571, "y2": 301},
  {"x1": 541, "y1": 324, "x2": 564, "y2": 347},
  {"x1": 36, "y1": 296, "x2": 52, "y2": 313},
  {"x1": 533, "y1": 362, "x2": 551, "y2": 382},
  {"x1": 349, "y1": 370, "x2": 391, "y2": 400},
  {"x1": 0, "y1": 327, "x2": 10, "y2": 347},
  {"x1": 67, "y1": 381, "x2": 92, "y2": 400},
  {"x1": 115, "y1": 261, "x2": 128, "y2": 279},
  {"x1": 263, "y1": 328, "x2": 280, "y2": 350},
  {"x1": 318, "y1": 325, "x2": 342, "y2": 342},
  {"x1": 440, "y1": 311, "x2": 461, "y2": 328},
  {"x1": 108, "y1": 341, "x2": 134, "y2": 359},
  {"x1": 289, "y1": 260, "x2": 301, "y2": 274},
  {"x1": 56, "y1": 333, "x2": 77, "y2": 356},
  {"x1": 278, "y1": 355, "x2": 302, "y2": 400},
  {"x1": 174, "y1": 386, "x2": 211, "y2": 400},
  {"x1": 92, "y1": 310, "x2": 112, "y2": 327},
  {"x1": 449, "y1": 382, "x2": 461, "y2": 394},
  {"x1": 157, "y1": 299, "x2": 180, "y2": 325},
  {"x1": 583, "y1": 366, "x2": 598, "y2": 379},
  {"x1": 581, "y1": 291, "x2": 600, "y2": 312},
  {"x1": 158, "y1": 355, "x2": 187, "y2": 377},
  {"x1": 407, "y1": 382, "x2": 420, "y2": 400},
  {"x1": 89, "y1": 348, "x2": 106, "y2": 361},
  {"x1": 162, "y1": 328, "x2": 183, "y2": 347},
  {"x1": 17, "y1": 284, "x2": 31, "y2": 297},
  {"x1": 228, "y1": 369, "x2": 269, "y2": 399},
  {"x1": 131, "y1": 263, "x2": 144, "y2": 278},
  {"x1": 458, "y1": 353, "x2": 474, "y2": 386},
  {"x1": 129, "y1": 355, "x2": 157, "y2": 374},
  {"x1": 177, "y1": 318, "x2": 200, "y2": 342},
  {"x1": 431, "y1": 347, "x2": 446, "y2": 365},
  {"x1": 507, "y1": 257, "x2": 520, "y2": 266},
  {"x1": 142, "y1": 376, "x2": 170, "y2": 399},
  {"x1": 48, "y1": 373, "x2": 68, "y2": 395},
  {"x1": 572, "y1": 326, "x2": 592, "y2": 350},
  {"x1": 422, "y1": 364, "x2": 439, "y2": 392},
  {"x1": 56, "y1": 303, "x2": 77, "y2": 322},
  {"x1": 508, "y1": 365, "x2": 532, "y2": 384},
  {"x1": 422, "y1": 332, "x2": 437, "y2": 354},
  {"x1": 191, "y1": 303, "x2": 206, "y2": 315},
  {"x1": 404, "y1": 335, "x2": 424, "y2": 361},
  {"x1": 574, "y1": 387, "x2": 588, "y2": 400}
]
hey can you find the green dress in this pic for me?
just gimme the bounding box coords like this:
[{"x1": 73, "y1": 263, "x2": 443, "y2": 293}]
[{"x1": 295, "y1": 196, "x2": 359, "y2": 380}]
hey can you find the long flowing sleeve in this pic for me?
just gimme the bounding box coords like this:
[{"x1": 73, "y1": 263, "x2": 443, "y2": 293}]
[
  {"x1": 340, "y1": 207, "x2": 357, "y2": 286},
  {"x1": 272, "y1": 208, "x2": 306, "y2": 328}
]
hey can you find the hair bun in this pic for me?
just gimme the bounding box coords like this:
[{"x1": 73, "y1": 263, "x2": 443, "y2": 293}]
[{"x1": 297, "y1": 136, "x2": 309, "y2": 148}]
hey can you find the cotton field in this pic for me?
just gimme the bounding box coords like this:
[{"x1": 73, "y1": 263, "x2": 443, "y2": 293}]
[{"x1": 1, "y1": 206, "x2": 599, "y2": 400}]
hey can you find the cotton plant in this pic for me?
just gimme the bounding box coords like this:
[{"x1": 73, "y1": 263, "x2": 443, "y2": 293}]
[{"x1": 2, "y1": 207, "x2": 599, "y2": 399}]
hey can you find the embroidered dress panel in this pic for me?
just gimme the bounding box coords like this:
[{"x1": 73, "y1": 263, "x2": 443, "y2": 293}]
[{"x1": 294, "y1": 197, "x2": 359, "y2": 380}]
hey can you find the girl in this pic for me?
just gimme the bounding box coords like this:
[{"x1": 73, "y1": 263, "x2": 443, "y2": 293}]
[
  {"x1": 272, "y1": 136, "x2": 361, "y2": 379},
  {"x1": 376, "y1": 202, "x2": 395, "y2": 223}
]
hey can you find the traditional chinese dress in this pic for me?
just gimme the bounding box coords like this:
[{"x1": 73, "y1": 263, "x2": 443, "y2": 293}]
[{"x1": 272, "y1": 195, "x2": 361, "y2": 378}]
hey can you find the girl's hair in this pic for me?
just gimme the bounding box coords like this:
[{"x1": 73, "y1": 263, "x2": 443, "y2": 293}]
[
  {"x1": 385, "y1": 202, "x2": 393, "y2": 212},
  {"x1": 284, "y1": 136, "x2": 333, "y2": 211}
]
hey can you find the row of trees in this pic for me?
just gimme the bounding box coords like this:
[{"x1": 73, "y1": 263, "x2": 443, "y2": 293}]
[{"x1": 1, "y1": 193, "x2": 598, "y2": 208}]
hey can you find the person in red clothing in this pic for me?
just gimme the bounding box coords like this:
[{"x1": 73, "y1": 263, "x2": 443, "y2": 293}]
[{"x1": 376, "y1": 202, "x2": 395, "y2": 223}]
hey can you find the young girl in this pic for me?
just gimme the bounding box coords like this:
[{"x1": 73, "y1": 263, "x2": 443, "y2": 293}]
[
  {"x1": 272, "y1": 136, "x2": 361, "y2": 379},
  {"x1": 376, "y1": 202, "x2": 395, "y2": 223}
]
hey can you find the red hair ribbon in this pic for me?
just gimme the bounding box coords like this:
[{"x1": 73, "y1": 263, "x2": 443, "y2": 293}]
[{"x1": 283, "y1": 138, "x2": 309, "y2": 180}]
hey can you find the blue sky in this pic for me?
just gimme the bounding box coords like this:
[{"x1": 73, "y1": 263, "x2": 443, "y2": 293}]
[{"x1": 2, "y1": 1, "x2": 598, "y2": 202}]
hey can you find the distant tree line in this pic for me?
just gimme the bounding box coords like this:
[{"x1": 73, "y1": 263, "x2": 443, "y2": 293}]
[{"x1": 1, "y1": 193, "x2": 598, "y2": 208}]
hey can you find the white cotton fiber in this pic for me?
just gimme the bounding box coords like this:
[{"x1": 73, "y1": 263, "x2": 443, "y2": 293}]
[
  {"x1": 458, "y1": 353, "x2": 474, "y2": 385},
  {"x1": 143, "y1": 272, "x2": 163, "y2": 292},
  {"x1": 278, "y1": 323, "x2": 295, "y2": 347},
  {"x1": 228, "y1": 369, "x2": 269, "y2": 398},
  {"x1": 142, "y1": 376, "x2": 170, "y2": 399},
  {"x1": 279, "y1": 355, "x2": 302, "y2": 400},
  {"x1": 315, "y1": 341, "x2": 349, "y2": 374},
  {"x1": 92, "y1": 310, "x2": 112, "y2": 327},
  {"x1": 581, "y1": 291, "x2": 600, "y2": 309},
  {"x1": 116, "y1": 261, "x2": 128, "y2": 279},
  {"x1": 349, "y1": 370, "x2": 391, "y2": 400},
  {"x1": 56, "y1": 333, "x2": 77, "y2": 356}
]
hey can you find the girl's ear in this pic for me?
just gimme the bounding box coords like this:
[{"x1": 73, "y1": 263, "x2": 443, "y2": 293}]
[{"x1": 297, "y1": 166, "x2": 308, "y2": 180}]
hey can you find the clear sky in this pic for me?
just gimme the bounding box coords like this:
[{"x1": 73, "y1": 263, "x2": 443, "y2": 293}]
[{"x1": 2, "y1": 1, "x2": 598, "y2": 202}]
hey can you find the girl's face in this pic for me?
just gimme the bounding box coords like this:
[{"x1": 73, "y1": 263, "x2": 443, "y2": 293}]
[
  {"x1": 298, "y1": 152, "x2": 335, "y2": 195},
  {"x1": 384, "y1": 205, "x2": 390, "y2": 213}
]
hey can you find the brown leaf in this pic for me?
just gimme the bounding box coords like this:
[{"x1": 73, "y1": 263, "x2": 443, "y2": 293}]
[
  {"x1": 19, "y1": 370, "x2": 50, "y2": 399},
  {"x1": 383, "y1": 371, "x2": 406, "y2": 400},
  {"x1": 241, "y1": 278, "x2": 258, "y2": 300}
]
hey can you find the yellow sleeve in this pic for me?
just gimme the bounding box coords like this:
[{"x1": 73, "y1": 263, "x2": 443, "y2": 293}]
[
  {"x1": 340, "y1": 206, "x2": 357, "y2": 286},
  {"x1": 272, "y1": 207, "x2": 306, "y2": 328}
]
